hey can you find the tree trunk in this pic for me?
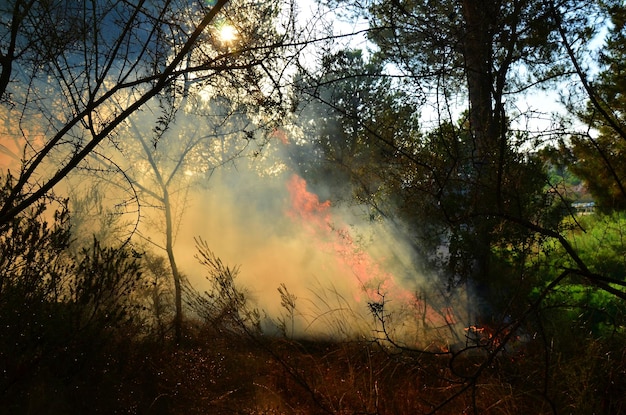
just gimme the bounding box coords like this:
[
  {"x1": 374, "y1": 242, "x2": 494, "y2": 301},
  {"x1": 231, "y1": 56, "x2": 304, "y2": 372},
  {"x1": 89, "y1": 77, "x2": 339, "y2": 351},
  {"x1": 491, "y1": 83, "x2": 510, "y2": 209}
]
[
  {"x1": 163, "y1": 187, "x2": 183, "y2": 344},
  {"x1": 460, "y1": 1, "x2": 500, "y2": 295},
  {"x1": 134, "y1": 124, "x2": 185, "y2": 345}
]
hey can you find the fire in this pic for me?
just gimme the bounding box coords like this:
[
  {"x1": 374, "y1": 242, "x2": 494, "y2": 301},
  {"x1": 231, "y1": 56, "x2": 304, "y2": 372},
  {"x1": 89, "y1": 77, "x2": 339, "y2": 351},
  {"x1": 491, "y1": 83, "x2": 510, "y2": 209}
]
[
  {"x1": 286, "y1": 175, "x2": 330, "y2": 222},
  {"x1": 271, "y1": 128, "x2": 289, "y2": 145},
  {"x1": 286, "y1": 174, "x2": 405, "y2": 301},
  {"x1": 285, "y1": 173, "x2": 472, "y2": 347}
]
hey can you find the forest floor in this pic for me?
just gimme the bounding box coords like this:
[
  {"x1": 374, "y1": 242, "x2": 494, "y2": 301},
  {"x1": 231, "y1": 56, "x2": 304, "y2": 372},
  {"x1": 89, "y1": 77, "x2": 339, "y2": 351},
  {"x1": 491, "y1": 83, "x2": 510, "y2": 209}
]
[{"x1": 4, "y1": 323, "x2": 624, "y2": 415}]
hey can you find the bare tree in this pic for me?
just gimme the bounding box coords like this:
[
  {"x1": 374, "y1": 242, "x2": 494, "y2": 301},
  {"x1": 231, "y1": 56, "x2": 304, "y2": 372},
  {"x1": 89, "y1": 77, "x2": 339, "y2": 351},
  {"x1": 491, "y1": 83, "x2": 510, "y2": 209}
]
[
  {"x1": 93, "y1": 93, "x2": 264, "y2": 342},
  {"x1": 0, "y1": 0, "x2": 296, "y2": 231},
  {"x1": 0, "y1": 0, "x2": 298, "y2": 342}
]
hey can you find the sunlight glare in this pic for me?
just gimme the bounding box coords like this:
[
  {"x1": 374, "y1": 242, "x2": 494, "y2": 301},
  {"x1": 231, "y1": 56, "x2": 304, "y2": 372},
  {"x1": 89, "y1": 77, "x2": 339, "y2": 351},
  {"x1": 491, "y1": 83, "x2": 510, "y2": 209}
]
[{"x1": 219, "y1": 24, "x2": 238, "y2": 43}]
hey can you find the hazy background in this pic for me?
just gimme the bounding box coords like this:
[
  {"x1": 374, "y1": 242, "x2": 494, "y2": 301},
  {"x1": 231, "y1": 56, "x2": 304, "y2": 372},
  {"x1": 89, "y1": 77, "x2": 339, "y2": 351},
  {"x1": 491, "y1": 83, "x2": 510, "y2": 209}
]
[
  {"x1": 0, "y1": 88, "x2": 472, "y2": 344},
  {"x1": 169, "y1": 129, "x2": 471, "y2": 342}
]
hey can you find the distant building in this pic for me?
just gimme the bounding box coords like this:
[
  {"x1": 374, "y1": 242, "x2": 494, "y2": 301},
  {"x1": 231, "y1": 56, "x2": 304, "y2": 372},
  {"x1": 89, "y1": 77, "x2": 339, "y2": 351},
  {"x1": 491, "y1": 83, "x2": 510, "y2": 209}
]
[{"x1": 571, "y1": 201, "x2": 595, "y2": 215}]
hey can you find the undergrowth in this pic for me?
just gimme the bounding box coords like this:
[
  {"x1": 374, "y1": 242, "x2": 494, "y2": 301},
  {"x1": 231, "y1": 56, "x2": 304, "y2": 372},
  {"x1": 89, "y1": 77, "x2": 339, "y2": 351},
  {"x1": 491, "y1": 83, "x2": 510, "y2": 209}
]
[{"x1": 2, "y1": 320, "x2": 624, "y2": 415}]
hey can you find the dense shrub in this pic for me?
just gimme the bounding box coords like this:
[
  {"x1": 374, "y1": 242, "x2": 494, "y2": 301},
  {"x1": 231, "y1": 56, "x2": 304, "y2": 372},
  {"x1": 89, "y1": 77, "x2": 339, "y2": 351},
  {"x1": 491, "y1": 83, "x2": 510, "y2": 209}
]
[{"x1": 0, "y1": 177, "x2": 144, "y2": 413}]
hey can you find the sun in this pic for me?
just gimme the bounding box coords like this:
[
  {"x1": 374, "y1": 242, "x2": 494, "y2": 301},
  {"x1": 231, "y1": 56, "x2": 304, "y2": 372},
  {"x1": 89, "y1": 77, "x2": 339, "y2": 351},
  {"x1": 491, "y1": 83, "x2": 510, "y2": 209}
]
[{"x1": 218, "y1": 24, "x2": 238, "y2": 43}]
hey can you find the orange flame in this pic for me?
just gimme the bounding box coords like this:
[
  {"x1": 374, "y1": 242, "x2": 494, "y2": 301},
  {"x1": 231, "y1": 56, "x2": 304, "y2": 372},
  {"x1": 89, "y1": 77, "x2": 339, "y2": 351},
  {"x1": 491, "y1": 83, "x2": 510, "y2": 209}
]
[
  {"x1": 285, "y1": 173, "x2": 468, "y2": 347},
  {"x1": 286, "y1": 174, "x2": 405, "y2": 301},
  {"x1": 271, "y1": 128, "x2": 289, "y2": 145}
]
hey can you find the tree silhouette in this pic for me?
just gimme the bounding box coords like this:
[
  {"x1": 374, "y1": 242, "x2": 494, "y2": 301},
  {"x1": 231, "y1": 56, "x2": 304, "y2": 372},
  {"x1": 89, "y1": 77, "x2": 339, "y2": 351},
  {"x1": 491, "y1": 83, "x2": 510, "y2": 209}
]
[{"x1": 0, "y1": 0, "x2": 295, "y2": 229}]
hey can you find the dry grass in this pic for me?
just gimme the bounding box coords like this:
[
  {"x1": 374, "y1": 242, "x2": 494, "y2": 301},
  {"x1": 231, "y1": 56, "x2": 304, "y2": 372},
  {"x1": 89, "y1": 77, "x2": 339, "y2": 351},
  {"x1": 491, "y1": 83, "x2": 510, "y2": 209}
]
[{"x1": 2, "y1": 321, "x2": 625, "y2": 415}]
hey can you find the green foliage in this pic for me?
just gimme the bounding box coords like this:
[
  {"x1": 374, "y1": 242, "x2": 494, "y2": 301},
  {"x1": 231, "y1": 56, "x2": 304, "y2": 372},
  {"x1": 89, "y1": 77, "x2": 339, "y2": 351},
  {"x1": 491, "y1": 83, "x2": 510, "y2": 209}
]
[
  {"x1": 295, "y1": 45, "x2": 561, "y2": 319},
  {"x1": 569, "y1": 136, "x2": 626, "y2": 212},
  {"x1": 382, "y1": 117, "x2": 559, "y2": 312},
  {"x1": 366, "y1": 0, "x2": 600, "y2": 103},
  {"x1": 532, "y1": 213, "x2": 626, "y2": 337},
  {"x1": 292, "y1": 48, "x2": 421, "y2": 203},
  {"x1": 335, "y1": 0, "x2": 604, "y2": 305},
  {"x1": 1, "y1": 1, "x2": 625, "y2": 413},
  {"x1": 569, "y1": 2, "x2": 626, "y2": 211}
]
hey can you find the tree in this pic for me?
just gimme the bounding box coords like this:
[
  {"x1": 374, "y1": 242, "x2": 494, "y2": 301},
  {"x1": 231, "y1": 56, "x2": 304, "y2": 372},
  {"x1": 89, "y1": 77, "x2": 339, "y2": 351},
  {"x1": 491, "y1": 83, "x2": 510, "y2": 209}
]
[
  {"x1": 567, "y1": 1, "x2": 626, "y2": 211},
  {"x1": 92, "y1": 93, "x2": 263, "y2": 343},
  {"x1": 310, "y1": 0, "x2": 604, "y2": 311},
  {"x1": 290, "y1": 5, "x2": 626, "y2": 410},
  {"x1": 291, "y1": 49, "x2": 420, "y2": 204},
  {"x1": 0, "y1": 0, "x2": 297, "y2": 343},
  {"x1": 0, "y1": 0, "x2": 295, "y2": 230},
  {"x1": 534, "y1": 0, "x2": 626, "y2": 343}
]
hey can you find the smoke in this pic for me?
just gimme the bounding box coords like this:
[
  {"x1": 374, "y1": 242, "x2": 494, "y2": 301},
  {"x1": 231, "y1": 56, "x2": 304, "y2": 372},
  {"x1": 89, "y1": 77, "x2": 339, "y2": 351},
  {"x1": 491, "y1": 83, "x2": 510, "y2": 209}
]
[
  {"x1": 176, "y1": 164, "x2": 371, "y2": 337},
  {"x1": 173, "y1": 136, "x2": 472, "y2": 344},
  {"x1": 0, "y1": 93, "x2": 474, "y2": 345}
]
